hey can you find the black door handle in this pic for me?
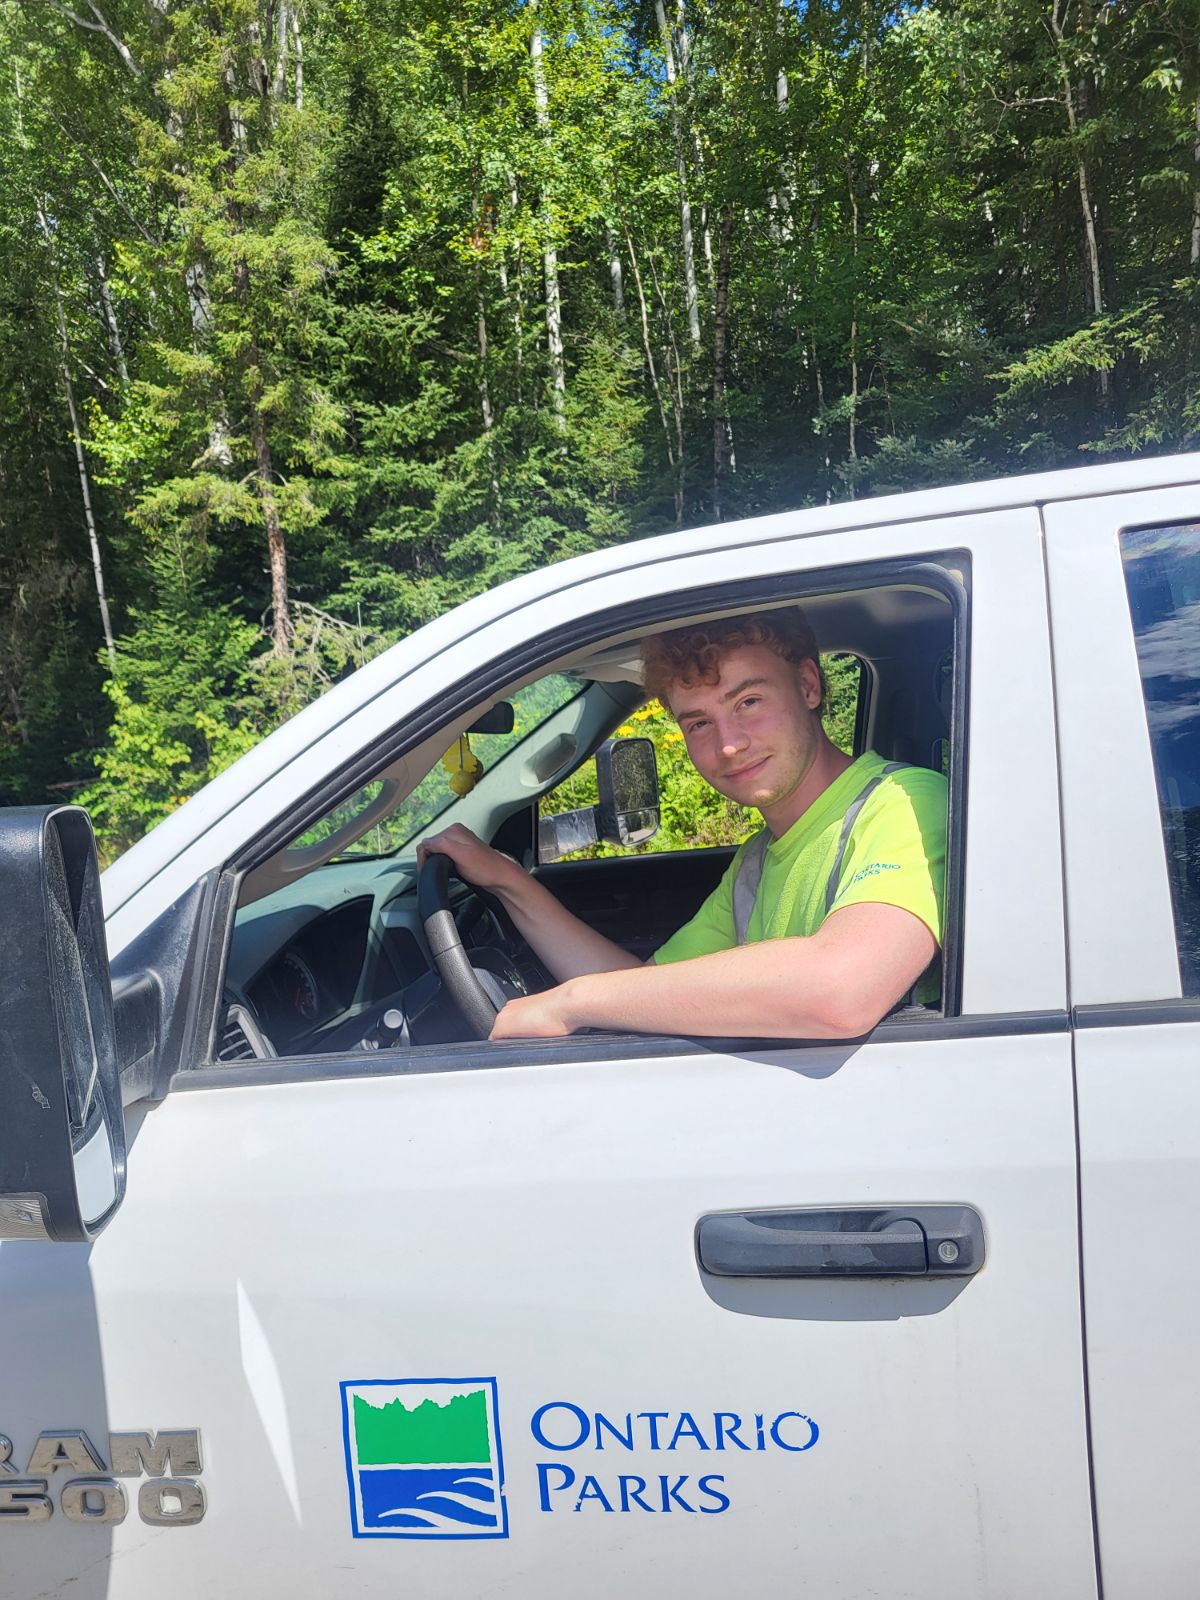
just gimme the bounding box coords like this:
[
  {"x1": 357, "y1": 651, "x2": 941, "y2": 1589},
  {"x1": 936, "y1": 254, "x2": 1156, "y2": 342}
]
[{"x1": 696, "y1": 1206, "x2": 985, "y2": 1279}]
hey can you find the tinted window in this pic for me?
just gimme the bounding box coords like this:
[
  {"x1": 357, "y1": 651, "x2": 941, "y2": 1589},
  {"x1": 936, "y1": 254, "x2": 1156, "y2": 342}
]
[{"x1": 1120, "y1": 525, "x2": 1200, "y2": 994}]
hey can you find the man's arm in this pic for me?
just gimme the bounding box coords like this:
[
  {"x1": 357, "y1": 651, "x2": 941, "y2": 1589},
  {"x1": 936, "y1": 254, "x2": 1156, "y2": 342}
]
[
  {"x1": 419, "y1": 824, "x2": 644, "y2": 981},
  {"x1": 490, "y1": 901, "x2": 936, "y2": 1040}
]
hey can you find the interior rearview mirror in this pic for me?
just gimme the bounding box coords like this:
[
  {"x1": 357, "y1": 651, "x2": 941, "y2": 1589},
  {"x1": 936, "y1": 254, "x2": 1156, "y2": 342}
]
[
  {"x1": 468, "y1": 702, "x2": 516, "y2": 735},
  {"x1": 0, "y1": 806, "x2": 126, "y2": 1241},
  {"x1": 539, "y1": 736, "x2": 661, "y2": 862}
]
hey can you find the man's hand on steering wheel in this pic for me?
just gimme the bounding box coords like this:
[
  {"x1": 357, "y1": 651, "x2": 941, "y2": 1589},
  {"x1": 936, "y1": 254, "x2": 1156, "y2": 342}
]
[
  {"x1": 417, "y1": 835, "x2": 532, "y2": 1040},
  {"x1": 417, "y1": 824, "x2": 525, "y2": 895},
  {"x1": 417, "y1": 820, "x2": 644, "y2": 1038}
]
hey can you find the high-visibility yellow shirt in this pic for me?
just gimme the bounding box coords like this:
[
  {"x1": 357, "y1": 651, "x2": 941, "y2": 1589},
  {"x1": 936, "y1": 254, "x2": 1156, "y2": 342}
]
[{"x1": 653, "y1": 752, "x2": 947, "y2": 964}]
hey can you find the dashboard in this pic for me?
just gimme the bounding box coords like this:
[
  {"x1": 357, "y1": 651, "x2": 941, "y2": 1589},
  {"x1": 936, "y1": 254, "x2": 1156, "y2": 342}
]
[
  {"x1": 225, "y1": 870, "x2": 534, "y2": 1059},
  {"x1": 244, "y1": 897, "x2": 376, "y2": 1049}
]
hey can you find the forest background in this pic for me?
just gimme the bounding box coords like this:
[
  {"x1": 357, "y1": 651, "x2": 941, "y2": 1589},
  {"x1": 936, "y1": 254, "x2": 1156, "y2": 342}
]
[{"x1": 2, "y1": 0, "x2": 1198, "y2": 860}]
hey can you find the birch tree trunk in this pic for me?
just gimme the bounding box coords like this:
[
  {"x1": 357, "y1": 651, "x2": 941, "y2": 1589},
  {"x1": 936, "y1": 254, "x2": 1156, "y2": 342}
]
[
  {"x1": 604, "y1": 221, "x2": 625, "y2": 315},
  {"x1": 499, "y1": 175, "x2": 526, "y2": 406},
  {"x1": 42, "y1": 0, "x2": 142, "y2": 78},
  {"x1": 51, "y1": 0, "x2": 235, "y2": 459},
  {"x1": 478, "y1": 294, "x2": 500, "y2": 483},
  {"x1": 291, "y1": 4, "x2": 304, "y2": 110},
  {"x1": 42, "y1": 215, "x2": 117, "y2": 670},
  {"x1": 252, "y1": 408, "x2": 291, "y2": 655},
  {"x1": 711, "y1": 200, "x2": 735, "y2": 520},
  {"x1": 16, "y1": 69, "x2": 116, "y2": 669},
  {"x1": 1049, "y1": 1, "x2": 1109, "y2": 397},
  {"x1": 671, "y1": 2, "x2": 714, "y2": 289},
  {"x1": 812, "y1": 337, "x2": 832, "y2": 497},
  {"x1": 95, "y1": 253, "x2": 129, "y2": 382},
  {"x1": 227, "y1": 222, "x2": 290, "y2": 654},
  {"x1": 224, "y1": 39, "x2": 290, "y2": 655},
  {"x1": 234, "y1": 248, "x2": 291, "y2": 654},
  {"x1": 1192, "y1": 87, "x2": 1200, "y2": 267},
  {"x1": 473, "y1": 174, "x2": 502, "y2": 525},
  {"x1": 647, "y1": 243, "x2": 686, "y2": 454},
  {"x1": 768, "y1": 2, "x2": 794, "y2": 242},
  {"x1": 272, "y1": 1, "x2": 291, "y2": 101},
  {"x1": 655, "y1": 0, "x2": 702, "y2": 350},
  {"x1": 530, "y1": 8, "x2": 566, "y2": 429},
  {"x1": 644, "y1": 241, "x2": 688, "y2": 520},
  {"x1": 625, "y1": 226, "x2": 682, "y2": 525}
]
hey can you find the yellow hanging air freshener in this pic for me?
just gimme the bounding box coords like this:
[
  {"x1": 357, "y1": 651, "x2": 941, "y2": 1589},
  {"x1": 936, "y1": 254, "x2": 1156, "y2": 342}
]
[{"x1": 441, "y1": 733, "x2": 484, "y2": 796}]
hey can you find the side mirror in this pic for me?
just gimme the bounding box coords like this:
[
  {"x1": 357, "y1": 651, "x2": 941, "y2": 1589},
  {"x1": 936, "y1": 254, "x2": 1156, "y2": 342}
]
[
  {"x1": 538, "y1": 737, "x2": 661, "y2": 862},
  {"x1": 595, "y1": 737, "x2": 660, "y2": 846},
  {"x1": 0, "y1": 807, "x2": 125, "y2": 1241}
]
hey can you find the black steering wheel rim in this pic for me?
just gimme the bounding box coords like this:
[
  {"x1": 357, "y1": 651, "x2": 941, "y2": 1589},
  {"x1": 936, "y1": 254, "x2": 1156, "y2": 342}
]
[{"x1": 418, "y1": 853, "x2": 503, "y2": 1040}]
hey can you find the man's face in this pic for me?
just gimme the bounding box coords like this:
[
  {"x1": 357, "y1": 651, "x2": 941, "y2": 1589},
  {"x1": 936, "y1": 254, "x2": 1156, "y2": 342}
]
[{"x1": 667, "y1": 644, "x2": 824, "y2": 818}]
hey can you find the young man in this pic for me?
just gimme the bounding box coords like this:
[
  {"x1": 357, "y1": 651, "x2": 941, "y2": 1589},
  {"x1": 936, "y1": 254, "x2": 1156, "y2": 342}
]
[{"x1": 421, "y1": 607, "x2": 946, "y2": 1041}]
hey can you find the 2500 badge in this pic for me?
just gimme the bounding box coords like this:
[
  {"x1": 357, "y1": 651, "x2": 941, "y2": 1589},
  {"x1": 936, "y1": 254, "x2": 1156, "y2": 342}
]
[{"x1": 0, "y1": 1430, "x2": 205, "y2": 1525}]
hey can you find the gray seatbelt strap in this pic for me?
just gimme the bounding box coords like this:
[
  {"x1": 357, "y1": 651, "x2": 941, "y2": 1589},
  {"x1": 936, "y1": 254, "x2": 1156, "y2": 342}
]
[
  {"x1": 823, "y1": 762, "x2": 905, "y2": 915},
  {"x1": 732, "y1": 829, "x2": 770, "y2": 946},
  {"x1": 828, "y1": 760, "x2": 930, "y2": 1011},
  {"x1": 732, "y1": 762, "x2": 907, "y2": 945}
]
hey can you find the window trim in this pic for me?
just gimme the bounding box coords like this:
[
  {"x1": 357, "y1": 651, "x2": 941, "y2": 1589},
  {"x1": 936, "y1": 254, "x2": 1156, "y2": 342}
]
[
  {"x1": 1074, "y1": 999, "x2": 1200, "y2": 1029},
  {"x1": 1044, "y1": 491, "x2": 1193, "y2": 1006},
  {"x1": 194, "y1": 554, "x2": 971, "y2": 1077},
  {"x1": 1117, "y1": 519, "x2": 1200, "y2": 999},
  {"x1": 849, "y1": 651, "x2": 873, "y2": 757},
  {"x1": 178, "y1": 1011, "x2": 1069, "y2": 1096}
]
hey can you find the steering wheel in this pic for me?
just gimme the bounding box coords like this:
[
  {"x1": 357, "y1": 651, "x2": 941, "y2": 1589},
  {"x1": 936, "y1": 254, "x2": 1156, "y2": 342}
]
[{"x1": 418, "y1": 853, "x2": 526, "y2": 1040}]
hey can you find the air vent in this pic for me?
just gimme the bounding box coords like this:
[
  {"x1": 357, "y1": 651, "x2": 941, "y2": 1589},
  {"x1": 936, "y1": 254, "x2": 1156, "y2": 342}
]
[{"x1": 216, "y1": 1004, "x2": 275, "y2": 1063}]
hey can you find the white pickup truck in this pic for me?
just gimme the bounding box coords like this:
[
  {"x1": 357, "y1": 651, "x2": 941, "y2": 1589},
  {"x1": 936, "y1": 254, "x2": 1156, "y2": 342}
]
[{"x1": 0, "y1": 453, "x2": 1196, "y2": 1600}]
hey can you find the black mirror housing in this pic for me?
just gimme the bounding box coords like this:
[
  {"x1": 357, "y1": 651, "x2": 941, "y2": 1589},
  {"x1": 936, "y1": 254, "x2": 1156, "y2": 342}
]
[
  {"x1": 538, "y1": 737, "x2": 662, "y2": 862},
  {"x1": 468, "y1": 702, "x2": 516, "y2": 736},
  {"x1": 0, "y1": 807, "x2": 126, "y2": 1241},
  {"x1": 595, "y1": 737, "x2": 660, "y2": 847}
]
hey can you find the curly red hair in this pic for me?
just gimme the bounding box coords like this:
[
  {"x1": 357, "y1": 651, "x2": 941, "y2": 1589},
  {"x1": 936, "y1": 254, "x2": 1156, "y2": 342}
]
[{"x1": 641, "y1": 606, "x2": 825, "y2": 711}]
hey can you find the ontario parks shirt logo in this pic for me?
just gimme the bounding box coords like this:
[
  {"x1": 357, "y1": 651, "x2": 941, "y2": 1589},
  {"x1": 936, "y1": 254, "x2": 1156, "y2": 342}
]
[{"x1": 340, "y1": 1378, "x2": 508, "y2": 1539}]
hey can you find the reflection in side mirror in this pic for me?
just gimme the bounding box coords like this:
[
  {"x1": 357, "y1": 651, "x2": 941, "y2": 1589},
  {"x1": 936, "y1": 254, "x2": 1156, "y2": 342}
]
[{"x1": 0, "y1": 807, "x2": 126, "y2": 1241}]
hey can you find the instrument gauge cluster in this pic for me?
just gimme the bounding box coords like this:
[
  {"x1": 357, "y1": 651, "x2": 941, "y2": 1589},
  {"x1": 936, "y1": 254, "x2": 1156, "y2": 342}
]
[
  {"x1": 247, "y1": 945, "x2": 330, "y2": 1044},
  {"x1": 242, "y1": 897, "x2": 377, "y2": 1046},
  {"x1": 279, "y1": 950, "x2": 320, "y2": 1023}
]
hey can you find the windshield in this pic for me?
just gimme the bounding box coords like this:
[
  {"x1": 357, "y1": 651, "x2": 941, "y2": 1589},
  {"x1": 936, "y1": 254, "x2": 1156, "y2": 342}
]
[{"x1": 289, "y1": 674, "x2": 586, "y2": 861}]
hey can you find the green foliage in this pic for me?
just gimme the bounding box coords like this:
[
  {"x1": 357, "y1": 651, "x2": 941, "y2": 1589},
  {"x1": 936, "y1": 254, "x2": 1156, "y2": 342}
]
[
  {"x1": 3, "y1": 0, "x2": 1199, "y2": 848},
  {"x1": 77, "y1": 549, "x2": 263, "y2": 860}
]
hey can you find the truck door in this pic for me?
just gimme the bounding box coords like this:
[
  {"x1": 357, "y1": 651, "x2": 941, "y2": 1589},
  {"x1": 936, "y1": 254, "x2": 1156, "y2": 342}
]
[
  {"x1": 1, "y1": 505, "x2": 1098, "y2": 1600},
  {"x1": 1045, "y1": 491, "x2": 1200, "y2": 1600}
]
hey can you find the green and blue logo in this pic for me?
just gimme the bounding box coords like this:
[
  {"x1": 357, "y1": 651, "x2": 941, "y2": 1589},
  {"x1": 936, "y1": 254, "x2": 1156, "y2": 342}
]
[{"x1": 340, "y1": 1378, "x2": 507, "y2": 1539}]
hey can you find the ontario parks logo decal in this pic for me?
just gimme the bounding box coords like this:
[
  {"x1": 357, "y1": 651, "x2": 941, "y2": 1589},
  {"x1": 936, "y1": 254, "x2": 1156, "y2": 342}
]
[{"x1": 340, "y1": 1378, "x2": 508, "y2": 1539}]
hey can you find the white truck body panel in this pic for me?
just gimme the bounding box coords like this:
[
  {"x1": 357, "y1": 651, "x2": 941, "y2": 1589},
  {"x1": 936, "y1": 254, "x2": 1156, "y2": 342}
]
[
  {"x1": 3, "y1": 453, "x2": 1198, "y2": 1598},
  {"x1": 8, "y1": 1035, "x2": 1095, "y2": 1600},
  {"x1": 1045, "y1": 489, "x2": 1200, "y2": 1600}
]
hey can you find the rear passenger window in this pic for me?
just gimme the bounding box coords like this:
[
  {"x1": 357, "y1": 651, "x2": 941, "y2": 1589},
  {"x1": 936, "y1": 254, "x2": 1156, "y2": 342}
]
[{"x1": 1120, "y1": 525, "x2": 1200, "y2": 994}]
